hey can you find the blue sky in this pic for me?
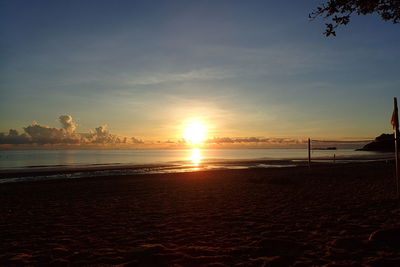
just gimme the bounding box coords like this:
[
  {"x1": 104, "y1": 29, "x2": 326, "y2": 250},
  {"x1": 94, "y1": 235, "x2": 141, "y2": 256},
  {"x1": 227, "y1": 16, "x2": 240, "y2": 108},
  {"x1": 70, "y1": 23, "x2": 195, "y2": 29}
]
[{"x1": 1, "y1": 0, "x2": 399, "y2": 145}]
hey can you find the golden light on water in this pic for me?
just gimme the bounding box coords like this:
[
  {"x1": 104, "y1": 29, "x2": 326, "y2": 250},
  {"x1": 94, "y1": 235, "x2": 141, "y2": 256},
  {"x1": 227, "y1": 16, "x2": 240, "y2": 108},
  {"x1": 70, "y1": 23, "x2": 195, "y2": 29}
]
[
  {"x1": 190, "y1": 148, "x2": 202, "y2": 166},
  {"x1": 182, "y1": 120, "x2": 206, "y2": 166},
  {"x1": 183, "y1": 120, "x2": 207, "y2": 145}
]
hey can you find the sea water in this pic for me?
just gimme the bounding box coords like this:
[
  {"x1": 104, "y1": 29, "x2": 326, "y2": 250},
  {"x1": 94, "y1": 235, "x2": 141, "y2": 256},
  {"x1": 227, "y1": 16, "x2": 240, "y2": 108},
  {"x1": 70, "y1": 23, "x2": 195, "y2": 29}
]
[{"x1": 0, "y1": 148, "x2": 387, "y2": 170}]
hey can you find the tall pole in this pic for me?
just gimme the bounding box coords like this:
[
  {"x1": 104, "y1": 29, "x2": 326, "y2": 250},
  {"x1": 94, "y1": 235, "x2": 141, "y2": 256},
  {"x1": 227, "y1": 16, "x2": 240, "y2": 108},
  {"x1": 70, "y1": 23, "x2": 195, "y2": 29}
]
[
  {"x1": 396, "y1": 127, "x2": 399, "y2": 198},
  {"x1": 393, "y1": 97, "x2": 399, "y2": 198},
  {"x1": 308, "y1": 138, "x2": 311, "y2": 168}
]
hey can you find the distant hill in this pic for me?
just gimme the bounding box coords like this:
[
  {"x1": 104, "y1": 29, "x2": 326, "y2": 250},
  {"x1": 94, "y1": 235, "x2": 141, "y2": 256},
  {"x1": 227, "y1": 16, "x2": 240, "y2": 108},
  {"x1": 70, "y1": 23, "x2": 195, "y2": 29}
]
[{"x1": 357, "y1": 133, "x2": 394, "y2": 152}]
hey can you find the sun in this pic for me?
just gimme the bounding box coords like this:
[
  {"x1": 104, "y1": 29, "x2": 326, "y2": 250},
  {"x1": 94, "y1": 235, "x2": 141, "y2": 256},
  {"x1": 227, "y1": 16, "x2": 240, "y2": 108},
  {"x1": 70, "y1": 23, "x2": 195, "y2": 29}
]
[{"x1": 183, "y1": 120, "x2": 207, "y2": 145}]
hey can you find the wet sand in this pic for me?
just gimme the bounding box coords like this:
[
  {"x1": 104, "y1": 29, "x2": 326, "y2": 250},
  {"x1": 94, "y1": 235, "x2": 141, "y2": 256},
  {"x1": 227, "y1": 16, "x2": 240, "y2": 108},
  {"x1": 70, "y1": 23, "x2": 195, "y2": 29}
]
[{"x1": 1, "y1": 162, "x2": 400, "y2": 266}]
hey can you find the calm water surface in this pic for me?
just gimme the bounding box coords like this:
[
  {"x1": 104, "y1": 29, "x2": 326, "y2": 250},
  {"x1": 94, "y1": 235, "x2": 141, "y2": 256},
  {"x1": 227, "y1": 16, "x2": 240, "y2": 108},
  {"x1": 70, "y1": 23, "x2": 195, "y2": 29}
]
[{"x1": 0, "y1": 148, "x2": 386, "y2": 170}]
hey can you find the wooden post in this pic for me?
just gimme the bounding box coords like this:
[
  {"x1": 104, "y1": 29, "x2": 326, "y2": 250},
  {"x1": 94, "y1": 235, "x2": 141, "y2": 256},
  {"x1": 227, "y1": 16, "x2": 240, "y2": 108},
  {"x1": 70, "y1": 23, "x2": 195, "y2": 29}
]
[
  {"x1": 392, "y1": 97, "x2": 399, "y2": 198},
  {"x1": 308, "y1": 138, "x2": 311, "y2": 168}
]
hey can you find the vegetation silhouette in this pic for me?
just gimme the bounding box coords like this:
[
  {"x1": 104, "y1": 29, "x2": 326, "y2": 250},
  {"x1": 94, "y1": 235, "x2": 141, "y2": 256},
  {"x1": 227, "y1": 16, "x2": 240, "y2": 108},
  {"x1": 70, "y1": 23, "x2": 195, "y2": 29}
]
[{"x1": 310, "y1": 0, "x2": 400, "y2": 36}]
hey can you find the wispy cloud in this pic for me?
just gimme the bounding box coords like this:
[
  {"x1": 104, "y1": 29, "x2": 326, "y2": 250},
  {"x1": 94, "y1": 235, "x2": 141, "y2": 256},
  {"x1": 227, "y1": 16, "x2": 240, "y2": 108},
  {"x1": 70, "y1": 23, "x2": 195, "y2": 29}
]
[
  {"x1": 205, "y1": 137, "x2": 304, "y2": 144},
  {"x1": 123, "y1": 68, "x2": 236, "y2": 86}
]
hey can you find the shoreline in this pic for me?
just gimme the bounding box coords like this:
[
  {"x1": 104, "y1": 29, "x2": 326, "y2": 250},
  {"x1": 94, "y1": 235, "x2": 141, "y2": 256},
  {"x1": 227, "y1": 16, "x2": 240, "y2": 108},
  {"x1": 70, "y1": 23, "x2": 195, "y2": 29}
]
[
  {"x1": 0, "y1": 153, "x2": 395, "y2": 183},
  {"x1": 0, "y1": 160, "x2": 301, "y2": 183}
]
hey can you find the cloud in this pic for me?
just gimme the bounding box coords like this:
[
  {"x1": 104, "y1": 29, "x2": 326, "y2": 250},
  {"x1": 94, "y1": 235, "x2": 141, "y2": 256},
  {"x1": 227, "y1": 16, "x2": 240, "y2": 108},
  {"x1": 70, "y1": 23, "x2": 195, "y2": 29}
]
[
  {"x1": 58, "y1": 115, "x2": 77, "y2": 133},
  {"x1": 311, "y1": 139, "x2": 371, "y2": 144},
  {"x1": 82, "y1": 125, "x2": 127, "y2": 144},
  {"x1": 23, "y1": 122, "x2": 79, "y2": 144},
  {"x1": 0, "y1": 129, "x2": 31, "y2": 144},
  {"x1": 204, "y1": 137, "x2": 370, "y2": 148},
  {"x1": 205, "y1": 137, "x2": 306, "y2": 145},
  {"x1": 125, "y1": 68, "x2": 235, "y2": 86},
  {"x1": 0, "y1": 115, "x2": 141, "y2": 146},
  {"x1": 131, "y1": 137, "x2": 144, "y2": 144},
  {"x1": 0, "y1": 116, "x2": 371, "y2": 148}
]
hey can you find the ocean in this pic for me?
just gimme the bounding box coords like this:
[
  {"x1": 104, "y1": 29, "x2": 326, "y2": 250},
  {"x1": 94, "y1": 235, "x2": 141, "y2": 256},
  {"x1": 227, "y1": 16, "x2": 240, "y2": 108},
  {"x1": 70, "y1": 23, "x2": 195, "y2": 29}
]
[{"x1": 0, "y1": 148, "x2": 387, "y2": 171}]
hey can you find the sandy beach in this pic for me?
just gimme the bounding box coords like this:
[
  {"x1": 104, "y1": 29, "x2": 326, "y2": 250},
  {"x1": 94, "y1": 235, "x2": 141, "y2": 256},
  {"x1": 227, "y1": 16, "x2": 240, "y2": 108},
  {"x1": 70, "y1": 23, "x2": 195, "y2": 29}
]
[{"x1": 1, "y1": 162, "x2": 400, "y2": 266}]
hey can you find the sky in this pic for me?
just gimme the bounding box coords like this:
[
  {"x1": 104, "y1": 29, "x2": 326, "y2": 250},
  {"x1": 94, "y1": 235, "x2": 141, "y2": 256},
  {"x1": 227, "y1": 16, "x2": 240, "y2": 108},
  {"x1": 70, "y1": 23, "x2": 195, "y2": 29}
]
[{"x1": 0, "y1": 0, "x2": 399, "y2": 148}]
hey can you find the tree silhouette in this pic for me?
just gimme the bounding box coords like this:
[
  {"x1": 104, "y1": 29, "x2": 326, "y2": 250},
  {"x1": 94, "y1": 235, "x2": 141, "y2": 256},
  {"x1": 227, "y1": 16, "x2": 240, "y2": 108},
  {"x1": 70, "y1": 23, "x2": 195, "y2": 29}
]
[{"x1": 310, "y1": 0, "x2": 400, "y2": 36}]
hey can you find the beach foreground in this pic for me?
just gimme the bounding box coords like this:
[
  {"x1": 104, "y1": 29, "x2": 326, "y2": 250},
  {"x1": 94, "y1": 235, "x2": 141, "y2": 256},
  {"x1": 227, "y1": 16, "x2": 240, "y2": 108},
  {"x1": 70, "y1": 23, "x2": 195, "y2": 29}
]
[{"x1": 1, "y1": 162, "x2": 400, "y2": 266}]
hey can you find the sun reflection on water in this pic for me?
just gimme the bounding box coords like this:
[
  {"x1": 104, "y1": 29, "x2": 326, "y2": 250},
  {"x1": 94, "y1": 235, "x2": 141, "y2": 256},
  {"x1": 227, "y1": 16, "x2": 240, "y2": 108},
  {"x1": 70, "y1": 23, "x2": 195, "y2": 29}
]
[{"x1": 190, "y1": 148, "x2": 202, "y2": 166}]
